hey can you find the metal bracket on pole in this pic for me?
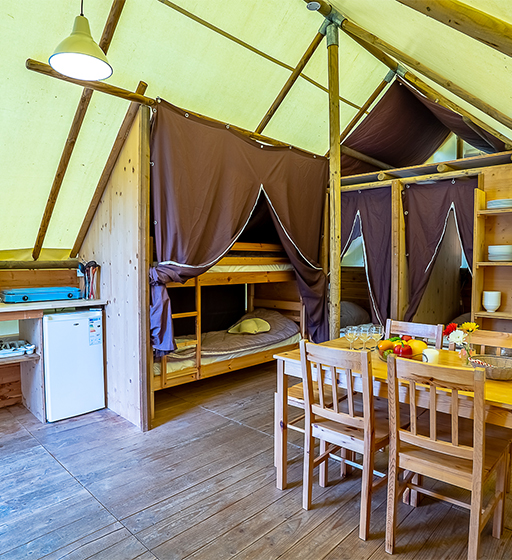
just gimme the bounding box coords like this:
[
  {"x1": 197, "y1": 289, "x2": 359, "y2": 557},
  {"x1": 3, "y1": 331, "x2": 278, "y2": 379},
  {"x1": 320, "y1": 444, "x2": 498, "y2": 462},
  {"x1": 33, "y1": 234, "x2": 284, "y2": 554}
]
[
  {"x1": 396, "y1": 64, "x2": 407, "y2": 78},
  {"x1": 384, "y1": 69, "x2": 396, "y2": 83},
  {"x1": 326, "y1": 22, "x2": 339, "y2": 47}
]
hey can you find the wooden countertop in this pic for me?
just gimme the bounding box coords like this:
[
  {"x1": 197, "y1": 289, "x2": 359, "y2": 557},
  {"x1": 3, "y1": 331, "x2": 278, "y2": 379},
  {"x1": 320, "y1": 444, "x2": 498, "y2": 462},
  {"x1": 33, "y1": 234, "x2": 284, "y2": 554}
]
[{"x1": 0, "y1": 298, "x2": 107, "y2": 319}]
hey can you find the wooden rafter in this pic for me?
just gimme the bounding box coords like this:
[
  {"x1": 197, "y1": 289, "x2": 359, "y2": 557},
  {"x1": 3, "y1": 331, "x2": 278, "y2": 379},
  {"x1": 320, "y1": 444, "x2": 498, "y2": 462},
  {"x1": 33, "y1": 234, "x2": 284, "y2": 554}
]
[
  {"x1": 256, "y1": 32, "x2": 325, "y2": 134},
  {"x1": 397, "y1": 0, "x2": 512, "y2": 60},
  {"x1": 71, "y1": 81, "x2": 149, "y2": 258},
  {"x1": 31, "y1": 0, "x2": 127, "y2": 261},
  {"x1": 157, "y1": 0, "x2": 361, "y2": 111},
  {"x1": 341, "y1": 146, "x2": 392, "y2": 170}
]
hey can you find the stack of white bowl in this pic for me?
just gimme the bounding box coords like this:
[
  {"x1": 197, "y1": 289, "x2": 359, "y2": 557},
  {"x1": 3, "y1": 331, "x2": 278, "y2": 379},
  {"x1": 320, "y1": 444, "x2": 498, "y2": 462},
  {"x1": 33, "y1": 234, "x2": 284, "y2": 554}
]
[
  {"x1": 483, "y1": 291, "x2": 501, "y2": 313},
  {"x1": 487, "y1": 199, "x2": 512, "y2": 209},
  {"x1": 488, "y1": 245, "x2": 512, "y2": 262}
]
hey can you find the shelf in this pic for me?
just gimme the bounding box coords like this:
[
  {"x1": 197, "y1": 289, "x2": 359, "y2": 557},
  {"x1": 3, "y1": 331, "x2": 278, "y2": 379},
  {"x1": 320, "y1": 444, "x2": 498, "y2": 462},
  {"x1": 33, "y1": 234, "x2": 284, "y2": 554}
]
[
  {"x1": 477, "y1": 208, "x2": 512, "y2": 216},
  {"x1": 474, "y1": 311, "x2": 512, "y2": 320},
  {"x1": 0, "y1": 352, "x2": 40, "y2": 367},
  {"x1": 476, "y1": 262, "x2": 512, "y2": 267}
]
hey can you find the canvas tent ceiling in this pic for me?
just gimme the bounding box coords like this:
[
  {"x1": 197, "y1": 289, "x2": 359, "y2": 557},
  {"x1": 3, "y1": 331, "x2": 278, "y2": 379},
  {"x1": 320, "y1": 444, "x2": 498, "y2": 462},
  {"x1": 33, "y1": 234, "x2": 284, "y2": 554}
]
[{"x1": 1, "y1": 0, "x2": 512, "y2": 258}]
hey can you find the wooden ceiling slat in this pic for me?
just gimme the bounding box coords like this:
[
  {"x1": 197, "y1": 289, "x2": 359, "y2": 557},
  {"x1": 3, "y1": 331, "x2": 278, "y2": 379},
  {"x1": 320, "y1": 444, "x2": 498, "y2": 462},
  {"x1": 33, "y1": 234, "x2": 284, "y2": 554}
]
[{"x1": 31, "y1": 0, "x2": 127, "y2": 261}]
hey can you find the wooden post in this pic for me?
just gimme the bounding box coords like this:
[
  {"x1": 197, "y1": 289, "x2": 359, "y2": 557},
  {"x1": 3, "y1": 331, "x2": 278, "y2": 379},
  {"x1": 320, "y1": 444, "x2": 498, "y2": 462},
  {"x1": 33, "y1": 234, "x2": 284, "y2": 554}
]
[
  {"x1": 327, "y1": 22, "x2": 341, "y2": 340},
  {"x1": 390, "y1": 180, "x2": 407, "y2": 320}
]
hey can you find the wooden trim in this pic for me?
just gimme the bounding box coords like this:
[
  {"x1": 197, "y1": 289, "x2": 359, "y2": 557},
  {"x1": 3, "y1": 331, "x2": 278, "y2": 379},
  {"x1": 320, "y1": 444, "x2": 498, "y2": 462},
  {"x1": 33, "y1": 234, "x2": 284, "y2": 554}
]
[
  {"x1": 71, "y1": 81, "x2": 149, "y2": 257},
  {"x1": 328, "y1": 25, "x2": 341, "y2": 339},
  {"x1": 231, "y1": 243, "x2": 284, "y2": 252},
  {"x1": 340, "y1": 19, "x2": 512, "y2": 132},
  {"x1": 396, "y1": 0, "x2": 512, "y2": 60},
  {"x1": 166, "y1": 270, "x2": 296, "y2": 288},
  {"x1": 0, "y1": 260, "x2": 79, "y2": 270},
  {"x1": 30, "y1": 0, "x2": 128, "y2": 261},
  {"x1": 138, "y1": 106, "x2": 151, "y2": 432}
]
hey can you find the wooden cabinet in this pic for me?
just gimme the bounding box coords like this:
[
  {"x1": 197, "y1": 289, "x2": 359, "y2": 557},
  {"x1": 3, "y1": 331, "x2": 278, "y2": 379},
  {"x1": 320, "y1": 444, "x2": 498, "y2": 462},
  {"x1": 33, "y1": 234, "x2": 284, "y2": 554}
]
[{"x1": 472, "y1": 188, "x2": 512, "y2": 332}]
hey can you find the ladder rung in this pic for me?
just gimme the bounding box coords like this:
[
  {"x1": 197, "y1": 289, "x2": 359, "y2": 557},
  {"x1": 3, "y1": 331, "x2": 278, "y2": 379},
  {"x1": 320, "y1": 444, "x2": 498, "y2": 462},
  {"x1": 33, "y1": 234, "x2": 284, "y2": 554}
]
[{"x1": 172, "y1": 311, "x2": 198, "y2": 319}]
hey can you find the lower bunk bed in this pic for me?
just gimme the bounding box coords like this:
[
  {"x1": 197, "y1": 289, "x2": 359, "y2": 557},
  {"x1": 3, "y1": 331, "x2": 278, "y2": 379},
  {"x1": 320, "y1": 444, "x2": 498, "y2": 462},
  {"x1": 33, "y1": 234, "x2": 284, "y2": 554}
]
[{"x1": 149, "y1": 242, "x2": 305, "y2": 418}]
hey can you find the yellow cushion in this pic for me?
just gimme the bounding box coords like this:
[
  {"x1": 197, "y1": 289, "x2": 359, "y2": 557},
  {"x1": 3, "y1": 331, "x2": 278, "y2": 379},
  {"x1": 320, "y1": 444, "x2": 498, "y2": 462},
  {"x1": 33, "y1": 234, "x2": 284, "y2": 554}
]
[{"x1": 228, "y1": 318, "x2": 271, "y2": 334}]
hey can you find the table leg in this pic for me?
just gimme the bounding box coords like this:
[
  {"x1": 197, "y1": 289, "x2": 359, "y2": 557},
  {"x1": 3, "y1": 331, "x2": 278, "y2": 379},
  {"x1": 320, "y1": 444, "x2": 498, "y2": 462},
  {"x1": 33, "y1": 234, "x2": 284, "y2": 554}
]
[{"x1": 275, "y1": 359, "x2": 287, "y2": 490}]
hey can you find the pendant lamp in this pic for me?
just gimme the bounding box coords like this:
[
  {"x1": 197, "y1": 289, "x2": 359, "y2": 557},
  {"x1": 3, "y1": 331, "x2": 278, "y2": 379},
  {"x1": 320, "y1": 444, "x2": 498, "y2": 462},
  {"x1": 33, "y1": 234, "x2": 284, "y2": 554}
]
[{"x1": 49, "y1": 2, "x2": 112, "y2": 81}]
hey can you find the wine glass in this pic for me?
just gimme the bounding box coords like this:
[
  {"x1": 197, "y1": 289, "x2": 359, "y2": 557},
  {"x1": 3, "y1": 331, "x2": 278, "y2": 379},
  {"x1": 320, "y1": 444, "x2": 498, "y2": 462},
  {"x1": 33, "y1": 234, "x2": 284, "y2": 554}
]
[
  {"x1": 345, "y1": 326, "x2": 358, "y2": 350},
  {"x1": 370, "y1": 325, "x2": 384, "y2": 349},
  {"x1": 358, "y1": 325, "x2": 372, "y2": 350}
]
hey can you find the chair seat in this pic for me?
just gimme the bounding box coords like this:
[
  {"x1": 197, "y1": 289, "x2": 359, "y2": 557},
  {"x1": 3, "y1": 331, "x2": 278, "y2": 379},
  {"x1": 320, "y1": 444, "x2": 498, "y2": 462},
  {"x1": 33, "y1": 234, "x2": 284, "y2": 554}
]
[{"x1": 400, "y1": 413, "x2": 511, "y2": 491}]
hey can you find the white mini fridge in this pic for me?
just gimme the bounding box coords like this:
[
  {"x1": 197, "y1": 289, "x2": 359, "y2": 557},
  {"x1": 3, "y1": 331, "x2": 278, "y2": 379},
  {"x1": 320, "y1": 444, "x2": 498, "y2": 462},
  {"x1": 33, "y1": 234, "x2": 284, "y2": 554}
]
[{"x1": 43, "y1": 309, "x2": 105, "y2": 422}]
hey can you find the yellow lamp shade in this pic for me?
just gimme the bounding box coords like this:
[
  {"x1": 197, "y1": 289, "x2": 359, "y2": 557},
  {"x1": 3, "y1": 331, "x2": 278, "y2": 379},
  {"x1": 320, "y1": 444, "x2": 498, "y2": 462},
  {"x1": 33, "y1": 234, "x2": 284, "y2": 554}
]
[{"x1": 49, "y1": 15, "x2": 112, "y2": 81}]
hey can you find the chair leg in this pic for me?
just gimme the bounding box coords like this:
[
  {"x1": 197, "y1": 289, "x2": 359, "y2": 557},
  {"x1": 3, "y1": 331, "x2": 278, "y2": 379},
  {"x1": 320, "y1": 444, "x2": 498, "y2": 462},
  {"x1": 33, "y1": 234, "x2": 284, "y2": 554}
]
[
  {"x1": 468, "y1": 484, "x2": 483, "y2": 560},
  {"x1": 492, "y1": 454, "x2": 507, "y2": 539},
  {"x1": 359, "y1": 447, "x2": 374, "y2": 541},
  {"x1": 302, "y1": 429, "x2": 315, "y2": 510},
  {"x1": 319, "y1": 439, "x2": 328, "y2": 488},
  {"x1": 275, "y1": 391, "x2": 288, "y2": 490},
  {"x1": 385, "y1": 458, "x2": 399, "y2": 554},
  {"x1": 341, "y1": 448, "x2": 354, "y2": 478}
]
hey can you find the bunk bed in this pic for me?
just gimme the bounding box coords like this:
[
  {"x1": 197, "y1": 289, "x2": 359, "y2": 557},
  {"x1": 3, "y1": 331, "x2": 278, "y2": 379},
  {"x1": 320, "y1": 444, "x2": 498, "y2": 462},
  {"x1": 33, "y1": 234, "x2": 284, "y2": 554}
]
[{"x1": 150, "y1": 242, "x2": 305, "y2": 415}]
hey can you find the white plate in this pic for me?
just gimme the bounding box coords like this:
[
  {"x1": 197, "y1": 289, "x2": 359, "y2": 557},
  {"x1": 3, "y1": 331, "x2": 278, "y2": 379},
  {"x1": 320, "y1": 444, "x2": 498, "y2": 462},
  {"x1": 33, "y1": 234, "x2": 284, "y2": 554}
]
[
  {"x1": 488, "y1": 255, "x2": 512, "y2": 262},
  {"x1": 487, "y1": 199, "x2": 512, "y2": 209}
]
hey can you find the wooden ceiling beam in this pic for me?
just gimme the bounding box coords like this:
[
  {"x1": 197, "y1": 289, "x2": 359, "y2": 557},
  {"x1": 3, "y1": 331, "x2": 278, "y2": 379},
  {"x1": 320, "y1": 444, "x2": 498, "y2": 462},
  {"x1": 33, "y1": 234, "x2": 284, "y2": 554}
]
[
  {"x1": 71, "y1": 81, "x2": 149, "y2": 257},
  {"x1": 397, "y1": 0, "x2": 512, "y2": 60},
  {"x1": 31, "y1": 0, "x2": 127, "y2": 261},
  {"x1": 256, "y1": 31, "x2": 324, "y2": 134}
]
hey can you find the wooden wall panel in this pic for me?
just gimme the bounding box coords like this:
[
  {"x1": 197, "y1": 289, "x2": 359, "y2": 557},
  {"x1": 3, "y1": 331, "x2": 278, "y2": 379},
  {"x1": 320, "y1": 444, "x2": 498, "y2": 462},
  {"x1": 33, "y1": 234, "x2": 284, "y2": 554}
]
[
  {"x1": 413, "y1": 209, "x2": 462, "y2": 325},
  {"x1": 79, "y1": 107, "x2": 150, "y2": 430},
  {"x1": 340, "y1": 267, "x2": 371, "y2": 314}
]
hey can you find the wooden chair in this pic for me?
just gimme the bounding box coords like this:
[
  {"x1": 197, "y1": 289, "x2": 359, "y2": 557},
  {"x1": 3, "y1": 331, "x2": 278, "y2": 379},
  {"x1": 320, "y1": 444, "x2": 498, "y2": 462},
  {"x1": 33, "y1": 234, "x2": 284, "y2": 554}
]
[
  {"x1": 300, "y1": 340, "x2": 389, "y2": 540},
  {"x1": 386, "y1": 354, "x2": 510, "y2": 560},
  {"x1": 449, "y1": 328, "x2": 512, "y2": 355},
  {"x1": 385, "y1": 319, "x2": 444, "y2": 349}
]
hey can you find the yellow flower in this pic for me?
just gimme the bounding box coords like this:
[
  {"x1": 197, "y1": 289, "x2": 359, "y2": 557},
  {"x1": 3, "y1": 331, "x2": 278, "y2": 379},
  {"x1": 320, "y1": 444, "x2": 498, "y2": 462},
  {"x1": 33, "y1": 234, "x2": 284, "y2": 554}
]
[{"x1": 461, "y1": 322, "x2": 479, "y2": 334}]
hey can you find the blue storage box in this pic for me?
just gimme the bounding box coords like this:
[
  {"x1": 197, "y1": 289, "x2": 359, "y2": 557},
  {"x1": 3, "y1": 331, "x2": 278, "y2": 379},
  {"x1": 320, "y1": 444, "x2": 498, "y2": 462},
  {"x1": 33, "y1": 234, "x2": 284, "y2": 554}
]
[{"x1": 0, "y1": 287, "x2": 82, "y2": 304}]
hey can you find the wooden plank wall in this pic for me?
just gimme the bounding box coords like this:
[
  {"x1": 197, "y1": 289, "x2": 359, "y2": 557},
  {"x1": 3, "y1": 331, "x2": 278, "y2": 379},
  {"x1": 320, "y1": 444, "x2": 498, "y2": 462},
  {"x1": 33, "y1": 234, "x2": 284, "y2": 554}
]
[
  {"x1": 413, "y1": 209, "x2": 462, "y2": 325},
  {"x1": 79, "y1": 107, "x2": 150, "y2": 430},
  {"x1": 0, "y1": 364, "x2": 21, "y2": 408},
  {"x1": 340, "y1": 267, "x2": 371, "y2": 314}
]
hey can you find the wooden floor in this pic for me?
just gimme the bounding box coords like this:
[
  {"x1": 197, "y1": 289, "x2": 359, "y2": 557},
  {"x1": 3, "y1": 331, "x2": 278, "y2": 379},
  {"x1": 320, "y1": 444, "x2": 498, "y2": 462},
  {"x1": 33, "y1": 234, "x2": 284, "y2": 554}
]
[{"x1": 2, "y1": 362, "x2": 512, "y2": 560}]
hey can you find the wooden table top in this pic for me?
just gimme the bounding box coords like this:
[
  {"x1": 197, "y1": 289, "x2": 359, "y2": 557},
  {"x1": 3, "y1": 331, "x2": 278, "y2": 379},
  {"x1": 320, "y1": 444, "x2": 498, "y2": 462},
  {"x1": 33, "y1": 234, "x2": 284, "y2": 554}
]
[{"x1": 275, "y1": 339, "x2": 512, "y2": 410}]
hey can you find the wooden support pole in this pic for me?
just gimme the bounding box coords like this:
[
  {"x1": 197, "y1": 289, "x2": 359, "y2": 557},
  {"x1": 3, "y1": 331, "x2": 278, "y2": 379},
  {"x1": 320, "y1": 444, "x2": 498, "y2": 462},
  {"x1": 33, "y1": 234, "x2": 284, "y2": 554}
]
[
  {"x1": 30, "y1": 0, "x2": 128, "y2": 261},
  {"x1": 256, "y1": 32, "x2": 324, "y2": 134},
  {"x1": 396, "y1": 0, "x2": 512, "y2": 60},
  {"x1": 340, "y1": 19, "x2": 512, "y2": 133},
  {"x1": 327, "y1": 22, "x2": 341, "y2": 340},
  {"x1": 456, "y1": 136, "x2": 464, "y2": 159},
  {"x1": 71, "y1": 81, "x2": 149, "y2": 257},
  {"x1": 390, "y1": 180, "x2": 406, "y2": 320},
  {"x1": 341, "y1": 146, "x2": 393, "y2": 170},
  {"x1": 0, "y1": 260, "x2": 79, "y2": 270}
]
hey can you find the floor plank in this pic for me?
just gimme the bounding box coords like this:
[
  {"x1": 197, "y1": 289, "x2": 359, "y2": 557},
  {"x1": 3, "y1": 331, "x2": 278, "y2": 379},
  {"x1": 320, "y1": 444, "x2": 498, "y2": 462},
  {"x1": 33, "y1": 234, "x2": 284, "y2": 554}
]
[{"x1": 1, "y1": 363, "x2": 511, "y2": 560}]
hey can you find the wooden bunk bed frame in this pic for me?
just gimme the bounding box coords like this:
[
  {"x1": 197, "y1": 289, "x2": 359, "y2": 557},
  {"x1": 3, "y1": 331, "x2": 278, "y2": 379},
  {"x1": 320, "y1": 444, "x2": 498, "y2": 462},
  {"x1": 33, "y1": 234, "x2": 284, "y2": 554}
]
[{"x1": 150, "y1": 242, "x2": 305, "y2": 414}]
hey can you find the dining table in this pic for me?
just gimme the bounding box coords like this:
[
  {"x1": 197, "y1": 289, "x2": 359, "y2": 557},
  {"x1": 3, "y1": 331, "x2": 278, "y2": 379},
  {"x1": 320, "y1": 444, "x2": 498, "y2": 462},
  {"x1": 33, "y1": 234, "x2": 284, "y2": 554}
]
[{"x1": 274, "y1": 337, "x2": 512, "y2": 490}]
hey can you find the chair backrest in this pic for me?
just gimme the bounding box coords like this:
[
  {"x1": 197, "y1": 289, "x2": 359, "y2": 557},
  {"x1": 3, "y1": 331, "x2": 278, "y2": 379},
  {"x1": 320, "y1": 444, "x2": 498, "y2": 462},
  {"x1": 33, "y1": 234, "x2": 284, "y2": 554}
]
[
  {"x1": 455, "y1": 329, "x2": 512, "y2": 356},
  {"x1": 387, "y1": 354, "x2": 485, "y2": 481},
  {"x1": 300, "y1": 339, "x2": 373, "y2": 433},
  {"x1": 385, "y1": 319, "x2": 444, "y2": 350}
]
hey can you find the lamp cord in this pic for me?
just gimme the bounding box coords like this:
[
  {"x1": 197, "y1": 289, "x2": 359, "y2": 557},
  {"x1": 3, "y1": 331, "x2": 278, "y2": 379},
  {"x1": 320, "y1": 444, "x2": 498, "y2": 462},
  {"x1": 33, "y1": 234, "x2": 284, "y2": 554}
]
[{"x1": 80, "y1": 0, "x2": 84, "y2": 16}]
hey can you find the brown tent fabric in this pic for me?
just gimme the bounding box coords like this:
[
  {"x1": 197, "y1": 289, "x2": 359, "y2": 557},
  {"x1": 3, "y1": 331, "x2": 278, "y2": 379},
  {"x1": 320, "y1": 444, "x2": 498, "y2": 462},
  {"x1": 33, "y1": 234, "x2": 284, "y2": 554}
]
[
  {"x1": 341, "y1": 79, "x2": 505, "y2": 177},
  {"x1": 402, "y1": 177, "x2": 478, "y2": 322},
  {"x1": 150, "y1": 100, "x2": 329, "y2": 354},
  {"x1": 341, "y1": 188, "x2": 392, "y2": 325}
]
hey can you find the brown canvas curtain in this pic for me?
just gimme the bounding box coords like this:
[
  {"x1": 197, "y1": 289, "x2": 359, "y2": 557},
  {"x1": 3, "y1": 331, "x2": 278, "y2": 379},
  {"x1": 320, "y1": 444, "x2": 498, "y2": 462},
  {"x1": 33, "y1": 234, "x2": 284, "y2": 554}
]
[
  {"x1": 150, "y1": 100, "x2": 329, "y2": 354},
  {"x1": 341, "y1": 79, "x2": 505, "y2": 177},
  {"x1": 341, "y1": 188, "x2": 392, "y2": 325},
  {"x1": 403, "y1": 177, "x2": 478, "y2": 322}
]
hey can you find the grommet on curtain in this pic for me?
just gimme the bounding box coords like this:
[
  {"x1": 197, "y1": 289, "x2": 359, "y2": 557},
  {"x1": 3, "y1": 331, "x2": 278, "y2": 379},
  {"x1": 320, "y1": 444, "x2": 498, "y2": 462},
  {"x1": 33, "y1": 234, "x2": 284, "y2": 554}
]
[
  {"x1": 260, "y1": 145, "x2": 264, "y2": 148},
  {"x1": 152, "y1": 108, "x2": 157, "y2": 113},
  {"x1": 452, "y1": 179, "x2": 456, "y2": 184},
  {"x1": 404, "y1": 211, "x2": 408, "y2": 215},
  {"x1": 406, "y1": 184, "x2": 410, "y2": 188},
  {"x1": 313, "y1": 155, "x2": 317, "y2": 158},
  {"x1": 289, "y1": 146, "x2": 292, "y2": 149},
  {"x1": 185, "y1": 113, "x2": 189, "y2": 118},
  {"x1": 154, "y1": 220, "x2": 158, "y2": 225},
  {"x1": 150, "y1": 161, "x2": 154, "y2": 166},
  {"x1": 358, "y1": 190, "x2": 361, "y2": 194},
  {"x1": 226, "y1": 124, "x2": 230, "y2": 129},
  {"x1": 156, "y1": 97, "x2": 161, "y2": 103}
]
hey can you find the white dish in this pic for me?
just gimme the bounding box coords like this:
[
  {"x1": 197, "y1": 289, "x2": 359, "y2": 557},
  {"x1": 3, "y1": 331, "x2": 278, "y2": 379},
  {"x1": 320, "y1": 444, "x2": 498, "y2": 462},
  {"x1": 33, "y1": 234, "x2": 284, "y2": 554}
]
[
  {"x1": 488, "y1": 255, "x2": 512, "y2": 262},
  {"x1": 487, "y1": 199, "x2": 512, "y2": 209}
]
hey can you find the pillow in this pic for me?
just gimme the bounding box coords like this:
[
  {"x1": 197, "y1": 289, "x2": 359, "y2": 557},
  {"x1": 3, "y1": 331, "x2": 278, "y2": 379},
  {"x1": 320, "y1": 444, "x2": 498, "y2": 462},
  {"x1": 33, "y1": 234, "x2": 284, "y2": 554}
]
[
  {"x1": 228, "y1": 318, "x2": 271, "y2": 335},
  {"x1": 340, "y1": 301, "x2": 370, "y2": 329}
]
